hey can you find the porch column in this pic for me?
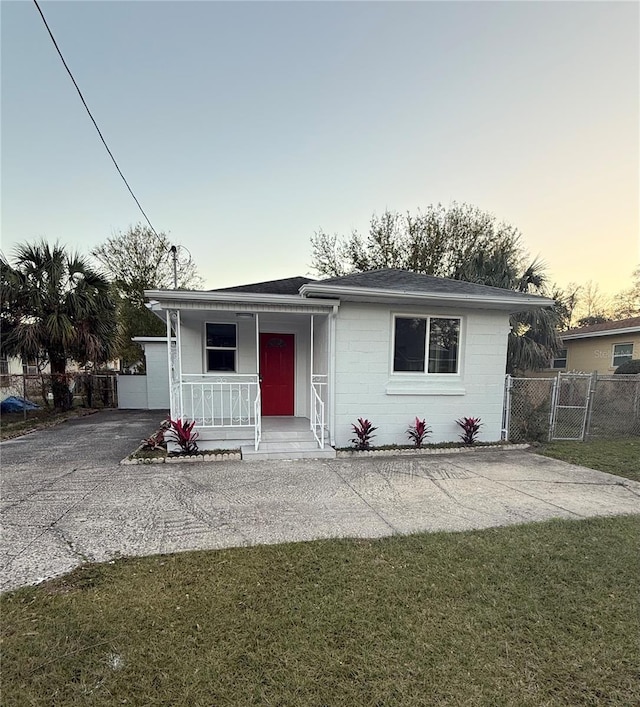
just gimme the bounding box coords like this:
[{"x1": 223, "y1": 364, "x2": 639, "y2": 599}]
[
  {"x1": 167, "y1": 309, "x2": 183, "y2": 420},
  {"x1": 310, "y1": 315, "x2": 314, "y2": 429},
  {"x1": 255, "y1": 313, "x2": 260, "y2": 374},
  {"x1": 328, "y1": 305, "x2": 337, "y2": 447}
]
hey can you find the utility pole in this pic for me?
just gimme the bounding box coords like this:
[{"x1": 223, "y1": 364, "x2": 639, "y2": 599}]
[{"x1": 170, "y1": 245, "x2": 178, "y2": 289}]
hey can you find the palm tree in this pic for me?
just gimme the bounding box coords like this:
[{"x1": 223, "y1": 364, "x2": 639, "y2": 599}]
[
  {"x1": 0, "y1": 240, "x2": 119, "y2": 410},
  {"x1": 457, "y1": 253, "x2": 562, "y2": 374}
]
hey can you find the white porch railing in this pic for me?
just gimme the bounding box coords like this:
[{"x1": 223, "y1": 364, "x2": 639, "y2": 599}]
[
  {"x1": 181, "y1": 374, "x2": 260, "y2": 429},
  {"x1": 254, "y1": 387, "x2": 262, "y2": 451},
  {"x1": 310, "y1": 374, "x2": 326, "y2": 449}
]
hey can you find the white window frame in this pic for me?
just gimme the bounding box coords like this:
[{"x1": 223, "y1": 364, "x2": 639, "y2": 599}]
[
  {"x1": 612, "y1": 342, "x2": 633, "y2": 368},
  {"x1": 391, "y1": 314, "x2": 462, "y2": 376},
  {"x1": 0, "y1": 354, "x2": 8, "y2": 384},
  {"x1": 205, "y1": 322, "x2": 237, "y2": 372},
  {"x1": 552, "y1": 348, "x2": 568, "y2": 369},
  {"x1": 22, "y1": 357, "x2": 39, "y2": 376}
]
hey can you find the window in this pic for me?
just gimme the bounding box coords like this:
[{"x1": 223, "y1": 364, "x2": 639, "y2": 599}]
[
  {"x1": 22, "y1": 357, "x2": 38, "y2": 376},
  {"x1": 206, "y1": 323, "x2": 237, "y2": 371},
  {"x1": 393, "y1": 316, "x2": 460, "y2": 374},
  {"x1": 552, "y1": 348, "x2": 568, "y2": 369},
  {"x1": 612, "y1": 343, "x2": 633, "y2": 368},
  {"x1": 0, "y1": 354, "x2": 8, "y2": 384}
]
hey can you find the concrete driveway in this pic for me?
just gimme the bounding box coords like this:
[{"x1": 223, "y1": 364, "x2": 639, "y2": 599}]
[{"x1": 2, "y1": 410, "x2": 639, "y2": 593}]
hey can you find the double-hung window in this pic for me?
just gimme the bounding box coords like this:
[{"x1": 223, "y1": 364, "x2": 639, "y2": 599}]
[
  {"x1": 0, "y1": 354, "x2": 8, "y2": 385},
  {"x1": 206, "y1": 323, "x2": 237, "y2": 372},
  {"x1": 552, "y1": 348, "x2": 568, "y2": 369},
  {"x1": 612, "y1": 343, "x2": 633, "y2": 368},
  {"x1": 393, "y1": 316, "x2": 461, "y2": 374},
  {"x1": 22, "y1": 357, "x2": 38, "y2": 376}
]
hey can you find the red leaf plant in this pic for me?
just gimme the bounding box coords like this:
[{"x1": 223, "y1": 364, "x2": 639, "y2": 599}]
[
  {"x1": 351, "y1": 418, "x2": 378, "y2": 451},
  {"x1": 406, "y1": 417, "x2": 432, "y2": 448},
  {"x1": 455, "y1": 417, "x2": 482, "y2": 445},
  {"x1": 166, "y1": 417, "x2": 199, "y2": 454}
]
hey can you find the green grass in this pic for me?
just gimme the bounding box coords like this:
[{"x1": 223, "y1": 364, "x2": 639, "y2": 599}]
[
  {"x1": 539, "y1": 438, "x2": 640, "y2": 482},
  {"x1": 2, "y1": 516, "x2": 639, "y2": 706}
]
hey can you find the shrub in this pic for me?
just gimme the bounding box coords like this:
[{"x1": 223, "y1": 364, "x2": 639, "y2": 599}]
[
  {"x1": 166, "y1": 417, "x2": 199, "y2": 454},
  {"x1": 456, "y1": 416, "x2": 482, "y2": 445},
  {"x1": 614, "y1": 359, "x2": 640, "y2": 374},
  {"x1": 406, "y1": 417, "x2": 432, "y2": 448},
  {"x1": 141, "y1": 429, "x2": 165, "y2": 451},
  {"x1": 351, "y1": 418, "x2": 377, "y2": 450}
]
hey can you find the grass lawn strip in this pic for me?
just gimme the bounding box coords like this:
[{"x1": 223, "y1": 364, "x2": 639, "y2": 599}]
[
  {"x1": 2, "y1": 515, "x2": 638, "y2": 706},
  {"x1": 538, "y1": 438, "x2": 640, "y2": 482}
]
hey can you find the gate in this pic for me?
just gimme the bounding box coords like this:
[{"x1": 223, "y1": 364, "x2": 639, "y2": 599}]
[{"x1": 549, "y1": 373, "x2": 594, "y2": 440}]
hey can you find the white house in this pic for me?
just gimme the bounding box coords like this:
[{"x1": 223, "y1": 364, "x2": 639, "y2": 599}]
[{"x1": 144, "y1": 269, "x2": 553, "y2": 459}]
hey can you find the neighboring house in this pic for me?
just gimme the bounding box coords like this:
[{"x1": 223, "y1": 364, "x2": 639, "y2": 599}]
[
  {"x1": 144, "y1": 269, "x2": 553, "y2": 459},
  {"x1": 547, "y1": 317, "x2": 640, "y2": 375},
  {"x1": 0, "y1": 354, "x2": 45, "y2": 399},
  {"x1": 0, "y1": 353, "x2": 120, "y2": 402}
]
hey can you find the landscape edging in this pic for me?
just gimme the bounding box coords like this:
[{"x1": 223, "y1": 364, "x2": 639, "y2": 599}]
[
  {"x1": 336, "y1": 443, "x2": 529, "y2": 458},
  {"x1": 120, "y1": 442, "x2": 529, "y2": 465}
]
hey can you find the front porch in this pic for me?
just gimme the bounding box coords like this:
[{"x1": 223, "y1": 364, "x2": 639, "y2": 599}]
[{"x1": 154, "y1": 291, "x2": 338, "y2": 458}]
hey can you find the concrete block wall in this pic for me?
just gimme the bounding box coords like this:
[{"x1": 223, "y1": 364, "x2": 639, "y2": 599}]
[{"x1": 333, "y1": 302, "x2": 510, "y2": 447}]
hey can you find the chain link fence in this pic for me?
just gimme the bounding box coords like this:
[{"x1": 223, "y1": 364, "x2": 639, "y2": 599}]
[
  {"x1": 504, "y1": 377, "x2": 555, "y2": 443},
  {"x1": 0, "y1": 372, "x2": 118, "y2": 412},
  {"x1": 588, "y1": 375, "x2": 640, "y2": 438},
  {"x1": 503, "y1": 373, "x2": 640, "y2": 442}
]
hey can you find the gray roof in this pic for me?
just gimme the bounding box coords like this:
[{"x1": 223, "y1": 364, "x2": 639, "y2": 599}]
[
  {"x1": 312, "y1": 268, "x2": 550, "y2": 302},
  {"x1": 212, "y1": 276, "x2": 316, "y2": 296}
]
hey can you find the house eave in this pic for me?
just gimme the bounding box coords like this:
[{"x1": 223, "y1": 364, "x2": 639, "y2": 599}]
[
  {"x1": 562, "y1": 326, "x2": 640, "y2": 341},
  {"x1": 299, "y1": 283, "x2": 554, "y2": 312},
  {"x1": 144, "y1": 289, "x2": 341, "y2": 313}
]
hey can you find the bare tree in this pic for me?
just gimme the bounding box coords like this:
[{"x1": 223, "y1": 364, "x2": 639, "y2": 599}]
[{"x1": 92, "y1": 224, "x2": 203, "y2": 370}]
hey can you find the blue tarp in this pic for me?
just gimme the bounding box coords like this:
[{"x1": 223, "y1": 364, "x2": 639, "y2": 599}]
[{"x1": 0, "y1": 396, "x2": 41, "y2": 414}]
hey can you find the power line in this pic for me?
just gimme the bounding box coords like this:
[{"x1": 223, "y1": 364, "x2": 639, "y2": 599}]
[{"x1": 31, "y1": 0, "x2": 160, "y2": 239}]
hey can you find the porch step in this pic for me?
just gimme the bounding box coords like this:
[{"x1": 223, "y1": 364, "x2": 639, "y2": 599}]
[
  {"x1": 261, "y1": 428, "x2": 318, "y2": 442},
  {"x1": 241, "y1": 441, "x2": 336, "y2": 461}
]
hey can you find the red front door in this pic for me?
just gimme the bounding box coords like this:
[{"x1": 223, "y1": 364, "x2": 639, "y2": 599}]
[{"x1": 260, "y1": 333, "x2": 295, "y2": 416}]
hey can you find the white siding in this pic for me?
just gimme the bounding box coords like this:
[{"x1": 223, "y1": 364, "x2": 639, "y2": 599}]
[
  {"x1": 117, "y1": 375, "x2": 148, "y2": 409},
  {"x1": 117, "y1": 340, "x2": 170, "y2": 410},
  {"x1": 333, "y1": 302, "x2": 510, "y2": 446},
  {"x1": 145, "y1": 342, "x2": 170, "y2": 409}
]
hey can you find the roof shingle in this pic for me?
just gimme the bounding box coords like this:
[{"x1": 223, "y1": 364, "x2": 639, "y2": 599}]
[
  {"x1": 211, "y1": 276, "x2": 315, "y2": 296},
  {"x1": 563, "y1": 316, "x2": 640, "y2": 337},
  {"x1": 311, "y1": 268, "x2": 549, "y2": 302}
]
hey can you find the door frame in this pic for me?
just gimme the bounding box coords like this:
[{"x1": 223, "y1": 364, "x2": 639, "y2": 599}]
[{"x1": 259, "y1": 331, "x2": 296, "y2": 416}]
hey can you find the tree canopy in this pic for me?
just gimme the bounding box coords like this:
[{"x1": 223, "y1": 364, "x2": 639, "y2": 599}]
[
  {"x1": 92, "y1": 225, "x2": 202, "y2": 370},
  {"x1": 0, "y1": 240, "x2": 118, "y2": 409},
  {"x1": 310, "y1": 203, "x2": 562, "y2": 373},
  {"x1": 311, "y1": 203, "x2": 524, "y2": 281}
]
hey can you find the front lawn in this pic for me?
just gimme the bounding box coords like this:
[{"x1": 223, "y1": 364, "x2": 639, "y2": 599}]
[
  {"x1": 2, "y1": 516, "x2": 638, "y2": 706},
  {"x1": 538, "y1": 437, "x2": 640, "y2": 482}
]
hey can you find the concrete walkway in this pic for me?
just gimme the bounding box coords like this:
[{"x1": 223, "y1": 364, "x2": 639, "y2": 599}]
[{"x1": 2, "y1": 410, "x2": 639, "y2": 592}]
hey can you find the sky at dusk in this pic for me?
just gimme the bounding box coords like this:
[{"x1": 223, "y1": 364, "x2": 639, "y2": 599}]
[{"x1": 1, "y1": 0, "x2": 638, "y2": 294}]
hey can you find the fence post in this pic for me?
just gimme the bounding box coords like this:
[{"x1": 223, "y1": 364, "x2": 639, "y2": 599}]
[
  {"x1": 22, "y1": 374, "x2": 27, "y2": 422},
  {"x1": 548, "y1": 376, "x2": 559, "y2": 441},
  {"x1": 502, "y1": 374, "x2": 512, "y2": 441},
  {"x1": 582, "y1": 371, "x2": 598, "y2": 441}
]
